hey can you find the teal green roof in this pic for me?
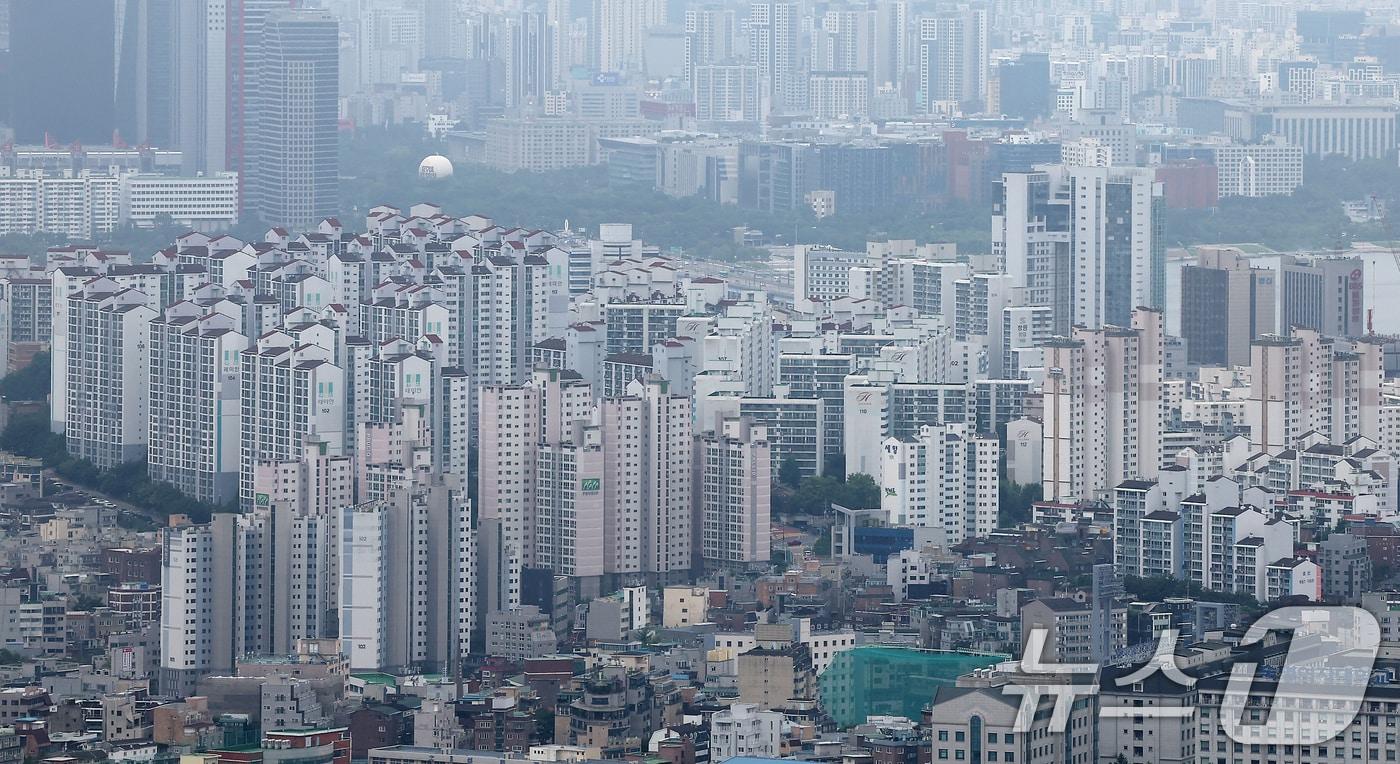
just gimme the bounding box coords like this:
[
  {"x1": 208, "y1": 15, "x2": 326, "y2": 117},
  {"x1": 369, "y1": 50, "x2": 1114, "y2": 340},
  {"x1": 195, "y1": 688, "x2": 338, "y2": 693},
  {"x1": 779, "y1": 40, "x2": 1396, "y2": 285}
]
[
  {"x1": 351, "y1": 672, "x2": 398, "y2": 685},
  {"x1": 819, "y1": 647, "x2": 1005, "y2": 728}
]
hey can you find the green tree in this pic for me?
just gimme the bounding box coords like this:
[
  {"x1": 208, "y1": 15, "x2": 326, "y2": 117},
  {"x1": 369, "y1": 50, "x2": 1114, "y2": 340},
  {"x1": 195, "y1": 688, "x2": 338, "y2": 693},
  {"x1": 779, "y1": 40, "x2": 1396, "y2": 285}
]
[
  {"x1": 998, "y1": 478, "x2": 1042, "y2": 527},
  {"x1": 0, "y1": 353, "x2": 50, "y2": 401},
  {"x1": 840, "y1": 473, "x2": 880, "y2": 509},
  {"x1": 791, "y1": 475, "x2": 843, "y2": 514},
  {"x1": 778, "y1": 456, "x2": 803, "y2": 488}
]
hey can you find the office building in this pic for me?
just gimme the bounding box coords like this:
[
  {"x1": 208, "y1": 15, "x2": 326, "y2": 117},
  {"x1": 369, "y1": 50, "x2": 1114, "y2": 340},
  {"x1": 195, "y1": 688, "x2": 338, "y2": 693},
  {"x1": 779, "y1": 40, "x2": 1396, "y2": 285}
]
[
  {"x1": 1179, "y1": 248, "x2": 1277, "y2": 366},
  {"x1": 247, "y1": 10, "x2": 339, "y2": 227},
  {"x1": 1278, "y1": 255, "x2": 1365, "y2": 338},
  {"x1": 809, "y1": 72, "x2": 870, "y2": 119},
  {"x1": 1262, "y1": 104, "x2": 1398, "y2": 160},
  {"x1": 9, "y1": 2, "x2": 116, "y2": 144}
]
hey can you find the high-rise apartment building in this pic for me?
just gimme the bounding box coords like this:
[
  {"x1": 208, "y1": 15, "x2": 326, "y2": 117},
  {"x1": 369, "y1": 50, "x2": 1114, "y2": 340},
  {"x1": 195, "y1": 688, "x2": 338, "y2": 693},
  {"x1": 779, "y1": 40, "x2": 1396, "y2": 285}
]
[
  {"x1": 995, "y1": 166, "x2": 1163, "y2": 332},
  {"x1": 239, "y1": 331, "x2": 346, "y2": 507},
  {"x1": 1067, "y1": 166, "x2": 1164, "y2": 329},
  {"x1": 879, "y1": 422, "x2": 999, "y2": 544},
  {"x1": 338, "y1": 479, "x2": 474, "y2": 672},
  {"x1": 159, "y1": 513, "x2": 271, "y2": 696},
  {"x1": 695, "y1": 417, "x2": 772, "y2": 567},
  {"x1": 601, "y1": 377, "x2": 694, "y2": 576},
  {"x1": 148, "y1": 305, "x2": 248, "y2": 504},
  {"x1": 1246, "y1": 329, "x2": 1383, "y2": 453},
  {"x1": 694, "y1": 64, "x2": 765, "y2": 123},
  {"x1": 993, "y1": 171, "x2": 1071, "y2": 333},
  {"x1": 917, "y1": 8, "x2": 987, "y2": 113},
  {"x1": 478, "y1": 369, "x2": 595, "y2": 611},
  {"x1": 748, "y1": 2, "x2": 802, "y2": 113},
  {"x1": 64, "y1": 280, "x2": 158, "y2": 468},
  {"x1": 593, "y1": 0, "x2": 664, "y2": 74},
  {"x1": 247, "y1": 9, "x2": 339, "y2": 227},
  {"x1": 1042, "y1": 308, "x2": 1165, "y2": 502}
]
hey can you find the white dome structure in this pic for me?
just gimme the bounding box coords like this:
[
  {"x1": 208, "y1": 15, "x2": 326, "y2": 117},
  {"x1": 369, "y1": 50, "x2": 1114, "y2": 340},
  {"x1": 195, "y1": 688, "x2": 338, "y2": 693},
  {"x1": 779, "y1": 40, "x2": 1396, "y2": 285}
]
[{"x1": 418, "y1": 155, "x2": 454, "y2": 180}]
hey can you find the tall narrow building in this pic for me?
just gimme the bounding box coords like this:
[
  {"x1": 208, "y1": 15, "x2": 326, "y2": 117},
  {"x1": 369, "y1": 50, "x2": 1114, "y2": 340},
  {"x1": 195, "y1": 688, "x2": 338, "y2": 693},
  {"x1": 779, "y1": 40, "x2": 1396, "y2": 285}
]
[
  {"x1": 748, "y1": 2, "x2": 802, "y2": 114},
  {"x1": 917, "y1": 7, "x2": 986, "y2": 113},
  {"x1": 64, "y1": 279, "x2": 158, "y2": 469},
  {"x1": 1067, "y1": 166, "x2": 1164, "y2": 329},
  {"x1": 148, "y1": 304, "x2": 248, "y2": 505},
  {"x1": 1042, "y1": 308, "x2": 1165, "y2": 502},
  {"x1": 246, "y1": 9, "x2": 339, "y2": 227},
  {"x1": 339, "y1": 479, "x2": 474, "y2": 673},
  {"x1": 695, "y1": 417, "x2": 772, "y2": 567},
  {"x1": 159, "y1": 513, "x2": 271, "y2": 697}
]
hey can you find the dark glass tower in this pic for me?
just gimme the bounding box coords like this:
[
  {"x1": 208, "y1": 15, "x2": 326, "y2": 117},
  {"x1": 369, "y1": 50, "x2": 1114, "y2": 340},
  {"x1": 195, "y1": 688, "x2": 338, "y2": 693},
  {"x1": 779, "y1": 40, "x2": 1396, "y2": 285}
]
[{"x1": 247, "y1": 9, "x2": 339, "y2": 227}]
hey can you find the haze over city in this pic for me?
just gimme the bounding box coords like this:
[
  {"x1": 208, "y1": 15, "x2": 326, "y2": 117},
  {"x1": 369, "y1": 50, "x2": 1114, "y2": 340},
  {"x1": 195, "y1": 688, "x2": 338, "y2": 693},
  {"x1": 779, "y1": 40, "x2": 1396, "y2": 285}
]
[{"x1": 1, "y1": 3, "x2": 1400, "y2": 764}]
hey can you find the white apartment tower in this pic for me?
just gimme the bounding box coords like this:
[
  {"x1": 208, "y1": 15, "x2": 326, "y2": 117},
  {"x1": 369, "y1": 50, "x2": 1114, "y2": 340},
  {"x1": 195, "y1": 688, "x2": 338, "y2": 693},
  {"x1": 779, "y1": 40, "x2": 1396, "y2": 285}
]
[
  {"x1": 339, "y1": 479, "x2": 474, "y2": 672},
  {"x1": 239, "y1": 331, "x2": 346, "y2": 507},
  {"x1": 159, "y1": 513, "x2": 271, "y2": 697},
  {"x1": 477, "y1": 369, "x2": 594, "y2": 611},
  {"x1": 148, "y1": 304, "x2": 248, "y2": 504},
  {"x1": 749, "y1": 2, "x2": 802, "y2": 113},
  {"x1": 64, "y1": 279, "x2": 158, "y2": 468},
  {"x1": 1042, "y1": 307, "x2": 1165, "y2": 502},
  {"x1": 601, "y1": 376, "x2": 694, "y2": 576},
  {"x1": 1247, "y1": 329, "x2": 1384, "y2": 453},
  {"x1": 1067, "y1": 166, "x2": 1164, "y2": 329},
  {"x1": 696, "y1": 417, "x2": 772, "y2": 567},
  {"x1": 880, "y1": 422, "x2": 999, "y2": 545}
]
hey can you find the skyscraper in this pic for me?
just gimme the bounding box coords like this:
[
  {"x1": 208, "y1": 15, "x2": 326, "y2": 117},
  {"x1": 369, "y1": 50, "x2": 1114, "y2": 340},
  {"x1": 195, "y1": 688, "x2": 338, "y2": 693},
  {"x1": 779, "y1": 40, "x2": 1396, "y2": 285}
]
[
  {"x1": 117, "y1": 0, "x2": 179, "y2": 147},
  {"x1": 230, "y1": 0, "x2": 305, "y2": 173},
  {"x1": 1179, "y1": 248, "x2": 1276, "y2": 366},
  {"x1": 748, "y1": 2, "x2": 802, "y2": 113},
  {"x1": 174, "y1": 0, "x2": 230, "y2": 174},
  {"x1": 917, "y1": 8, "x2": 986, "y2": 113},
  {"x1": 9, "y1": 0, "x2": 115, "y2": 143},
  {"x1": 246, "y1": 9, "x2": 339, "y2": 227}
]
